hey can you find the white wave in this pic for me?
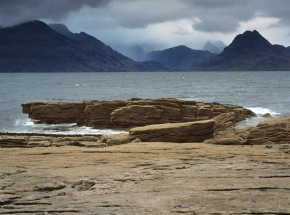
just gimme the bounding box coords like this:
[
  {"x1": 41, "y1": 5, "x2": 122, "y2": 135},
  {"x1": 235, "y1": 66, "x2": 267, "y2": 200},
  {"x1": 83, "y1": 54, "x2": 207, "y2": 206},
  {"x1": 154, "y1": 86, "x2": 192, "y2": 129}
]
[
  {"x1": 75, "y1": 84, "x2": 80, "y2": 87},
  {"x1": 11, "y1": 118, "x2": 127, "y2": 135},
  {"x1": 247, "y1": 107, "x2": 280, "y2": 116},
  {"x1": 235, "y1": 117, "x2": 264, "y2": 129},
  {"x1": 236, "y1": 107, "x2": 281, "y2": 129},
  {"x1": 14, "y1": 118, "x2": 33, "y2": 126}
]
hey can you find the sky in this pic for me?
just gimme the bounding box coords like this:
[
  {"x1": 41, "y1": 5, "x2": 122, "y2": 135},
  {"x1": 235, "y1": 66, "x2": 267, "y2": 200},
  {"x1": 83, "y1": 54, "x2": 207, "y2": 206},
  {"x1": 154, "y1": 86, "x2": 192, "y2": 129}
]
[{"x1": 1, "y1": 0, "x2": 290, "y2": 51}]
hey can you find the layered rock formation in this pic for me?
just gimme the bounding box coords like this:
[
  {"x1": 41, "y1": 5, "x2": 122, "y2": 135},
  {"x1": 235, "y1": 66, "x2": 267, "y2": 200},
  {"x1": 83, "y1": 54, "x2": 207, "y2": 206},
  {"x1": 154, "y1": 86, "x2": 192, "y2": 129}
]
[
  {"x1": 21, "y1": 98, "x2": 257, "y2": 144},
  {"x1": 20, "y1": 98, "x2": 290, "y2": 146},
  {"x1": 247, "y1": 115, "x2": 290, "y2": 144},
  {"x1": 211, "y1": 115, "x2": 290, "y2": 146},
  {"x1": 22, "y1": 98, "x2": 255, "y2": 129},
  {"x1": 0, "y1": 134, "x2": 103, "y2": 148},
  {"x1": 129, "y1": 120, "x2": 215, "y2": 143},
  {"x1": 3, "y1": 114, "x2": 289, "y2": 148}
]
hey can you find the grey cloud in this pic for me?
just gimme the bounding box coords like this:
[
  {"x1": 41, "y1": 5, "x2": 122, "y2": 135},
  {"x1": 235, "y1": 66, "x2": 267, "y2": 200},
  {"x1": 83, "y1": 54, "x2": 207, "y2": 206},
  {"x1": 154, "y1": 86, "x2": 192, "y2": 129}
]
[
  {"x1": 2, "y1": 0, "x2": 290, "y2": 35},
  {"x1": 193, "y1": 16, "x2": 240, "y2": 33},
  {"x1": 102, "y1": 0, "x2": 191, "y2": 29},
  {"x1": 0, "y1": 0, "x2": 111, "y2": 26},
  {"x1": 184, "y1": 0, "x2": 290, "y2": 33},
  {"x1": 100, "y1": 0, "x2": 290, "y2": 33}
]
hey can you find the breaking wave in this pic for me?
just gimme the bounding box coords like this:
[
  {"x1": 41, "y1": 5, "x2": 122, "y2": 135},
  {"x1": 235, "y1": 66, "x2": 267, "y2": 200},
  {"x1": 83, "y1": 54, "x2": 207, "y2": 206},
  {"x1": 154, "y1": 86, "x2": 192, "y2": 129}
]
[
  {"x1": 0, "y1": 117, "x2": 127, "y2": 135},
  {"x1": 236, "y1": 107, "x2": 281, "y2": 129},
  {"x1": 247, "y1": 107, "x2": 281, "y2": 116}
]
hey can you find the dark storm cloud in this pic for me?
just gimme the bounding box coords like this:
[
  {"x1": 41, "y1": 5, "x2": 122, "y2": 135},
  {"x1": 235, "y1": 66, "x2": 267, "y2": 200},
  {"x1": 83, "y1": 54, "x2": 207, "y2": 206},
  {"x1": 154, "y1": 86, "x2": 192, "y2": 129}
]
[
  {"x1": 0, "y1": 0, "x2": 111, "y2": 26},
  {"x1": 1, "y1": 0, "x2": 290, "y2": 34}
]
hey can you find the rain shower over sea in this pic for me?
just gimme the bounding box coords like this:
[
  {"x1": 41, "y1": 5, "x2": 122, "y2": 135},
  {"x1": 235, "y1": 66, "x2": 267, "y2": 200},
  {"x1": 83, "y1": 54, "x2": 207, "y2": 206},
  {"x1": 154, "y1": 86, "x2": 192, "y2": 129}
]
[{"x1": 0, "y1": 71, "x2": 289, "y2": 135}]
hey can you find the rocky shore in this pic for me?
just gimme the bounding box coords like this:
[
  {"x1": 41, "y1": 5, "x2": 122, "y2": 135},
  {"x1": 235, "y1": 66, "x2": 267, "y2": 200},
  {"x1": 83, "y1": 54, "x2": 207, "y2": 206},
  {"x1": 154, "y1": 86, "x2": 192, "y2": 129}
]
[{"x1": 1, "y1": 98, "x2": 290, "y2": 214}]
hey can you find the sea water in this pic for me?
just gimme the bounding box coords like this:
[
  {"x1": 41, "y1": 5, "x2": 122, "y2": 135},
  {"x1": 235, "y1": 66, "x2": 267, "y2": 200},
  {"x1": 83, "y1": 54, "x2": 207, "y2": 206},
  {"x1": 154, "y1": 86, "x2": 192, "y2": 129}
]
[{"x1": 0, "y1": 71, "x2": 289, "y2": 135}]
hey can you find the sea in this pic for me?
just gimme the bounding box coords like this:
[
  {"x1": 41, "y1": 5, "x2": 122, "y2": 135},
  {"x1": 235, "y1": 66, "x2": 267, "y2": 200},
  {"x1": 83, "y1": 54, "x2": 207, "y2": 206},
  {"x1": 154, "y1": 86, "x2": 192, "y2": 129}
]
[{"x1": 0, "y1": 71, "x2": 289, "y2": 135}]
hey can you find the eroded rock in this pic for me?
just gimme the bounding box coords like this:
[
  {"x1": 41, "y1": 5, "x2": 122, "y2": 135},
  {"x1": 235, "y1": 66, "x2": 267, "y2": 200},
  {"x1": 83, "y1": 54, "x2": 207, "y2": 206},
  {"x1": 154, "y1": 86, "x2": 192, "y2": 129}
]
[
  {"x1": 129, "y1": 120, "x2": 215, "y2": 143},
  {"x1": 22, "y1": 98, "x2": 256, "y2": 129},
  {"x1": 247, "y1": 115, "x2": 290, "y2": 144}
]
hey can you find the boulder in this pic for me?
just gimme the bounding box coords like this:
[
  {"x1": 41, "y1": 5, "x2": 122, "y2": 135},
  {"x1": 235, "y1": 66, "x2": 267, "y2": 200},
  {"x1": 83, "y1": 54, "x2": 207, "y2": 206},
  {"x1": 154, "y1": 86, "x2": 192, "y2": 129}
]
[
  {"x1": 129, "y1": 120, "x2": 215, "y2": 143},
  {"x1": 247, "y1": 116, "x2": 290, "y2": 144},
  {"x1": 100, "y1": 133, "x2": 136, "y2": 146},
  {"x1": 262, "y1": 113, "x2": 273, "y2": 118}
]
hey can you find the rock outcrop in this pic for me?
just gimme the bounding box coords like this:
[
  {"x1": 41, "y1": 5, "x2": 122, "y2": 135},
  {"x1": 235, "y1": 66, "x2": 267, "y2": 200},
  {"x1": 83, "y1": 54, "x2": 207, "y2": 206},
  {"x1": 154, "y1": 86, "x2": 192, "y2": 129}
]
[
  {"x1": 129, "y1": 120, "x2": 215, "y2": 143},
  {"x1": 211, "y1": 115, "x2": 290, "y2": 146},
  {"x1": 22, "y1": 98, "x2": 256, "y2": 129},
  {"x1": 0, "y1": 134, "x2": 104, "y2": 148},
  {"x1": 247, "y1": 115, "x2": 290, "y2": 144}
]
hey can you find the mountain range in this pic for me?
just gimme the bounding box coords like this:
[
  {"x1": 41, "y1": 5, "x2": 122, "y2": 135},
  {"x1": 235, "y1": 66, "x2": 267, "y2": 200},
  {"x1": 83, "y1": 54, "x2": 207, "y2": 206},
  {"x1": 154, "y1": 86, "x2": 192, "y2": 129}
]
[
  {"x1": 145, "y1": 45, "x2": 216, "y2": 70},
  {"x1": 0, "y1": 20, "x2": 290, "y2": 72},
  {"x1": 0, "y1": 21, "x2": 171, "y2": 72}
]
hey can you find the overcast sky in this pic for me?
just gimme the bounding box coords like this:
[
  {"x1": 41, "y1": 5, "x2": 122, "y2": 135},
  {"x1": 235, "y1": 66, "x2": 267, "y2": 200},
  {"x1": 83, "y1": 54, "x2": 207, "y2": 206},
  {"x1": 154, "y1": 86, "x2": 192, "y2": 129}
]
[{"x1": 1, "y1": 0, "x2": 290, "y2": 51}]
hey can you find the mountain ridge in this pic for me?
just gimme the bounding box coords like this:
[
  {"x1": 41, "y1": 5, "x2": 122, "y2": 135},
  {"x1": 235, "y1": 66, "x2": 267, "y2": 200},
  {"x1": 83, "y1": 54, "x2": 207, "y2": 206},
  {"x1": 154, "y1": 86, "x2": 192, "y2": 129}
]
[
  {"x1": 1, "y1": 22, "x2": 290, "y2": 72},
  {"x1": 198, "y1": 30, "x2": 290, "y2": 71},
  {"x1": 146, "y1": 45, "x2": 216, "y2": 70},
  {"x1": 0, "y1": 21, "x2": 172, "y2": 72}
]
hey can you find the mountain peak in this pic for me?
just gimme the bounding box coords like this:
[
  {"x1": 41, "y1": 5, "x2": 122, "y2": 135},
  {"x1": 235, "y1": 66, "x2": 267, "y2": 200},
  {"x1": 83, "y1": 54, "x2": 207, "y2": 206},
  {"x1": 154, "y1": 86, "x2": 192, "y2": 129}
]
[
  {"x1": 198, "y1": 30, "x2": 290, "y2": 71},
  {"x1": 49, "y1": 23, "x2": 75, "y2": 38},
  {"x1": 203, "y1": 41, "x2": 220, "y2": 54},
  {"x1": 230, "y1": 29, "x2": 272, "y2": 51}
]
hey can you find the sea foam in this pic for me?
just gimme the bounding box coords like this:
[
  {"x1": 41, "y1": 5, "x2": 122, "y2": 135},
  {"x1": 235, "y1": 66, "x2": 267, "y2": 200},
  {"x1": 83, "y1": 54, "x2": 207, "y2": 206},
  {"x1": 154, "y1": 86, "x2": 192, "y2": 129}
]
[
  {"x1": 236, "y1": 107, "x2": 281, "y2": 129},
  {"x1": 247, "y1": 107, "x2": 280, "y2": 116},
  {"x1": 9, "y1": 117, "x2": 127, "y2": 135}
]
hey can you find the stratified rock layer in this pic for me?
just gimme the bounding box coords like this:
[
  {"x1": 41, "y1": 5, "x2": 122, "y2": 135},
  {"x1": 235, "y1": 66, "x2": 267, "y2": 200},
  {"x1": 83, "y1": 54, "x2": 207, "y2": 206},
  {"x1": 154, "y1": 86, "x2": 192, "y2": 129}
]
[
  {"x1": 247, "y1": 115, "x2": 290, "y2": 144},
  {"x1": 22, "y1": 98, "x2": 255, "y2": 129},
  {"x1": 129, "y1": 120, "x2": 215, "y2": 143}
]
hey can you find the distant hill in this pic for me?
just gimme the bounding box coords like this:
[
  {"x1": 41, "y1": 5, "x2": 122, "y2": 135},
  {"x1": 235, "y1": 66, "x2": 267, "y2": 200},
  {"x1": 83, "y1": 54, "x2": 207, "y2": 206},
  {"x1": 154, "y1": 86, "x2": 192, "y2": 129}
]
[
  {"x1": 198, "y1": 30, "x2": 290, "y2": 71},
  {"x1": 109, "y1": 44, "x2": 148, "y2": 62},
  {"x1": 212, "y1": 41, "x2": 227, "y2": 52},
  {"x1": 146, "y1": 45, "x2": 216, "y2": 70},
  {"x1": 203, "y1": 41, "x2": 220, "y2": 54},
  {"x1": 203, "y1": 41, "x2": 226, "y2": 54},
  {"x1": 0, "y1": 21, "x2": 171, "y2": 72}
]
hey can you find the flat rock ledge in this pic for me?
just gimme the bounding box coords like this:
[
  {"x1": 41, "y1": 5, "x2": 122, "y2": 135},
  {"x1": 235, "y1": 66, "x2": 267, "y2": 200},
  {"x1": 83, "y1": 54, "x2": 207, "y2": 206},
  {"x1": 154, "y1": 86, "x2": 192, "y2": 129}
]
[{"x1": 0, "y1": 143, "x2": 289, "y2": 214}]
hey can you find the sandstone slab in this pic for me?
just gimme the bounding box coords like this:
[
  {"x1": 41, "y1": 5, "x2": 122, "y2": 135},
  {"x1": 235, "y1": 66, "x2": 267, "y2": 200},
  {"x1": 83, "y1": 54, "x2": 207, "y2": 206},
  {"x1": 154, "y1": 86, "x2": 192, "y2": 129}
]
[
  {"x1": 247, "y1": 115, "x2": 290, "y2": 144},
  {"x1": 129, "y1": 119, "x2": 215, "y2": 143}
]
